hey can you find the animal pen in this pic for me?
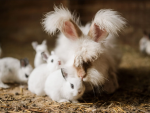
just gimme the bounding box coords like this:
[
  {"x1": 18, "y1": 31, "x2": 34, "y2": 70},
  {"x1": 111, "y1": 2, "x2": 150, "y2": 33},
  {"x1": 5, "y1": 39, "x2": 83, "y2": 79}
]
[{"x1": 0, "y1": 0, "x2": 150, "y2": 112}]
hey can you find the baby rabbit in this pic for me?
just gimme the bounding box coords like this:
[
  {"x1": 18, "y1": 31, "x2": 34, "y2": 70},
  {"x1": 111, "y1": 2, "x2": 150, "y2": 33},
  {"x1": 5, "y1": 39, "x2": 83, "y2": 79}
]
[
  {"x1": 42, "y1": 6, "x2": 126, "y2": 94},
  {"x1": 139, "y1": 31, "x2": 149, "y2": 54},
  {"x1": 32, "y1": 40, "x2": 49, "y2": 68},
  {"x1": 146, "y1": 37, "x2": 150, "y2": 55},
  {"x1": 28, "y1": 51, "x2": 62, "y2": 96},
  {"x1": 0, "y1": 57, "x2": 33, "y2": 88},
  {"x1": 45, "y1": 68, "x2": 85, "y2": 103}
]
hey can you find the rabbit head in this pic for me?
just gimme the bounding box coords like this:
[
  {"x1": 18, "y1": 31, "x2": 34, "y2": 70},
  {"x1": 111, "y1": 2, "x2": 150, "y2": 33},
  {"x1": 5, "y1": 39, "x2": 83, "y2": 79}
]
[
  {"x1": 41, "y1": 51, "x2": 62, "y2": 70},
  {"x1": 32, "y1": 40, "x2": 49, "y2": 55},
  {"x1": 42, "y1": 6, "x2": 126, "y2": 86},
  {"x1": 19, "y1": 58, "x2": 33, "y2": 82},
  {"x1": 61, "y1": 68, "x2": 85, "y2": 100}
]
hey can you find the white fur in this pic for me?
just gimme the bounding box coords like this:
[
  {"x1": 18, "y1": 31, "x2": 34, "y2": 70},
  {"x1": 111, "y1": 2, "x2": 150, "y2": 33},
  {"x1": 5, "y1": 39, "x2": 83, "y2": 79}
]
[
  {"x1": 32, "y1": 40, "x2": 49, "y2": 68},
  {"x1": 43, "y1": 6, "x2": 75, "y2": 35},
  {"x1": 146, "y1": 40, "x2": 150, "y2": 55},
  {"x1": 0, "y1": 57, "x2": 33, "y2": 88},
  {"x1": 42, "y1": 6, "x2": 126, "y2": 94},
  {"x1": 74, "y1": 38, "x2": 104, "y2": 66},
  {"x1": 139, "y1": 36, "x2": 148, "y2": 53},
  {"x1": 45, "y1": 69, "x2": 85, "y2": 103},
  {"x1": 93, "y1": 9, "x2": 126, "y2": 36},
  {"x1": 28, "y1": 52, "x2": 62, "y2": 96}
]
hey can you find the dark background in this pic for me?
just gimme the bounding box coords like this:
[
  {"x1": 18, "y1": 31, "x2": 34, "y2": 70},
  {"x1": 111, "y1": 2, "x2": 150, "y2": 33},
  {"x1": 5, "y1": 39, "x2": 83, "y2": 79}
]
[{"x1": 0, "y1": 0, "x2": 150, "y2": 46}]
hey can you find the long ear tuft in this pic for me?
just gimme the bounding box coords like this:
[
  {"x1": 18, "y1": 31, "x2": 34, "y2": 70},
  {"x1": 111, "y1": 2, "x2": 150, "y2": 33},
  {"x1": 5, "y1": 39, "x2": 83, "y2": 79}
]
[
  {"x1": 42, "y1": 5, "x2": 82, "y2": 40},
  {"x1": 32, "y1": 41, "x2": 38, "y2": 50},
  {"x1": 88, "y1": 9, "x2": 126, "y2": 42}
]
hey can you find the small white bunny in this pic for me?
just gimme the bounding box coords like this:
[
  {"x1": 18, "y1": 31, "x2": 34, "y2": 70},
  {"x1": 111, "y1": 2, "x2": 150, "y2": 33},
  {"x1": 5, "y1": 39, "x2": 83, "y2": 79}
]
[
  {"x1": 28, "y1": 51, "x2": 62, "y2": 96},
  {"x1": 45, "y1": 68, "x2": 85, "y2": 103},
  {"x1": 32, "y1": 40, "x2": 49, "y2": 68},
  {"x1": 0, "y1": 57, "x2": 33, "y2": 88},
  {"x1": 146, "y1": 39, "x2": 150, "y2": 55},
  {"x1": 139, "y1": 31, "x2": 149, "y2": 54},
  {"x1": 42, "y1": 6, "x2": 126, "y2": 94}
]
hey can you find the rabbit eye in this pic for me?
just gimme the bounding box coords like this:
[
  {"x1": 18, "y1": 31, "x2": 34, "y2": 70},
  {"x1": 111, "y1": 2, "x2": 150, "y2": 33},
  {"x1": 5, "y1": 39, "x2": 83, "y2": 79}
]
[
  {"x1": 70, "y1": 84, "x2": 74, "y2": 89},
  {"x1": 25, "y1": 74, "x2": 29, "y2": 78},
  {"x1": 51, "y1": 59, "x2": 54, "y2": 63}
]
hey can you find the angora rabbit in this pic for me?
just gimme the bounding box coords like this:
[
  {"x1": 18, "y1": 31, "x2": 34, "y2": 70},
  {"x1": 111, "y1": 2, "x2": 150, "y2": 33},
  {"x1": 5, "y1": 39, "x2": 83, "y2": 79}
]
[{"x1": 42, "y1": 6, "x2": 126, "y2": 94}]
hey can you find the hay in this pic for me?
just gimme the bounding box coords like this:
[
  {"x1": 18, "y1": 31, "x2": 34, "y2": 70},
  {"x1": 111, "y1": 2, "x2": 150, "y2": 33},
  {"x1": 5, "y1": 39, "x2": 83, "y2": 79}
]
[{"x1": 0, "y1": 41, "x2": 150, "y2": 112}]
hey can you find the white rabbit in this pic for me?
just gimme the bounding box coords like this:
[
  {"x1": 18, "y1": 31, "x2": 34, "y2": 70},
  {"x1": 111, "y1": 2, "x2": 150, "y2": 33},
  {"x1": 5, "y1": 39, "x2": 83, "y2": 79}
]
[
  {"x1": 146, "y1": 38, "x2": 150, "y2": 55},
  {"x1": 28, "y1": 51, "x2": 62, "y2": 96},
  {"x1": 45, "y1": 68, "x2": 85, "y2": 103},
  {"x1": 32, "y1": 40, "x2": 49, "y2": 68},
  {"x1": 42, "y1": 6, "x2": 126, "y2": 94},
  {"x1": 0, "y1": 57, "x2": 33, "y2": 88},
  {"x1": 0, "y1": 44, "x2": 2, "y2": 57},
  {"x1": 139, "y1": 31, "x2": 149, "y2": 54}
]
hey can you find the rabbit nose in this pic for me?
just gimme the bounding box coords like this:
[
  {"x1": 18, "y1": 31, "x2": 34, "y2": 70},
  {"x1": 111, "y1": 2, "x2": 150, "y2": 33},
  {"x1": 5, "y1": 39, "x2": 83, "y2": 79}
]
[{"x1": 58, "y1": 61, "x2": 61, "y2": 65}]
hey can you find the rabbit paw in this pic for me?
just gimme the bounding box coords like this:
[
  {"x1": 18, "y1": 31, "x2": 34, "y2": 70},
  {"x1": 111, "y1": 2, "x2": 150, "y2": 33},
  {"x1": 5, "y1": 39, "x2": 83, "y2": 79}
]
[
  {"x1": 0, "y1": 83, "x2": 10, "y2": 88},
  {"x1": 103, "y1": 72, "x2": 119, "y2": 94},
  {"x1": 72, "y1": 100, "x2": 79, "y2": 103},
  {"x1": 58, "y1": 99, "x2": 70, "y2": 103}
]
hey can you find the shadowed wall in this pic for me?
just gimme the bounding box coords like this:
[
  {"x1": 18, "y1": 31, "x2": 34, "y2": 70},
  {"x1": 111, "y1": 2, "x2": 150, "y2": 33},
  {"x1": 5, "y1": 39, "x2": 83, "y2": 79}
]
[{"x1": 0, "y1": 0, "x2": 150, "y2": 46}]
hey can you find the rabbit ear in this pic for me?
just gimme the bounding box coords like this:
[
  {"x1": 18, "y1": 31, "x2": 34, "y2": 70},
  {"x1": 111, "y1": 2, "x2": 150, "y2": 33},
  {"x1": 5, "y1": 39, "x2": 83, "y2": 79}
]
[
  {"x1": 51, "y1": 51, "x2": 55, "y2": 55},
  {"x1": 88, "y1": 23, "x2": 108, "y2": 42},
  {"x1": 42, "y1": 40, "x2": 47, "y2": 45},
  {"x1": 88, "y1": 9, "x2": 126, "y2": 42},
  {"x1": 20, "y1": 58, "x2": 29, "y2": 67},
  {"x1": 32, "y1": 41, "x2": 38, "y2": 50},
  {"x1": 61, "y1": 20, "x2": 82, "y2": 40},
  {"x1": 61, "y1": 68, "x2": 68, "y2": 80},
  {"x1": 41, "y1": 52, "x2": 48, "y2": 61},
  {"x1": 42, "y1": 6, "x2": 82, "y2": 40}
]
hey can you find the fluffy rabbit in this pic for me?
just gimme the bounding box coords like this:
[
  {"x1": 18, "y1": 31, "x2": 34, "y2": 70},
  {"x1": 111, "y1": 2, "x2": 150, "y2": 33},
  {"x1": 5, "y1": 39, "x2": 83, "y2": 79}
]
[
  {"x1": 32, "y1": 40, "x2": 49, "y2": 68},
  {"x1": 45, "y1": 68, "x2": 85, "y2": 103},
  {"x1": 0, "y1": 57, "x2": 33, "y2": 88},
  {"x1": 139, "y1": 31, "x2": 149, "y2": 54},
  {"x1": 42, "y1": 6, "x2": 126, "y2": 94},
  {"x1": 28, "y1": 51, "x2": 62, "y2": 96}
]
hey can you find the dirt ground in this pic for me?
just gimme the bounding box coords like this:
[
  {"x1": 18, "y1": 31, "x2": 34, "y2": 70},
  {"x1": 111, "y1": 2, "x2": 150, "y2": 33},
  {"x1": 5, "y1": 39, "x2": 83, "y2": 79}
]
[{"x1": 0, "y1": 38, "x2": 150, "y2": 113}]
